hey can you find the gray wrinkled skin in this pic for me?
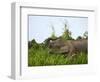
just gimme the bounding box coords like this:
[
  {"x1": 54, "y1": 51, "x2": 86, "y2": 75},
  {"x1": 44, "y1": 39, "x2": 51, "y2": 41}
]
[{"x1": 48, "y1": 38, "x2": 88, "y2": 57}]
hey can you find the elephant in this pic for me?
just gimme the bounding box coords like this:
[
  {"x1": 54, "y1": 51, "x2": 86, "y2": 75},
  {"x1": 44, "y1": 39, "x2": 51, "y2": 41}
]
[{"x1": 47, "y1": 38, "x2": 88, "y2": 57}]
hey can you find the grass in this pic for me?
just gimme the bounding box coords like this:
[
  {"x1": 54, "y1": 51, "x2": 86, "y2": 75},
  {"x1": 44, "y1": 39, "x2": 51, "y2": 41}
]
[{"x1": 28, "y1": 47, "x2": 88, "y2": 66}]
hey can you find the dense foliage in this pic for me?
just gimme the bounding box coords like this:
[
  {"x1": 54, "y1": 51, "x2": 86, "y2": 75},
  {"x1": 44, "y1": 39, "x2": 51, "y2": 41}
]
[{"x1": 28, "y1": 46, "x2": 88, "y2": 66}]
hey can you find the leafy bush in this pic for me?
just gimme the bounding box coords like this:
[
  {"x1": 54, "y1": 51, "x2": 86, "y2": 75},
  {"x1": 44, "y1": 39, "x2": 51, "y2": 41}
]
[
  {"x1": 61, "y1": 23, "x2": 73, "y2": 40},
  {"x1": 50, "y1": 25, "x2": 57, "y2": 39}
]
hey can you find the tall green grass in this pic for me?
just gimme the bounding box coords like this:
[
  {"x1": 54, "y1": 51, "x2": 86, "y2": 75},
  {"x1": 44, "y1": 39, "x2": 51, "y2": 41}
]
[{"x1": 28, "y1": 47, "x2": 88, "y2": 66}]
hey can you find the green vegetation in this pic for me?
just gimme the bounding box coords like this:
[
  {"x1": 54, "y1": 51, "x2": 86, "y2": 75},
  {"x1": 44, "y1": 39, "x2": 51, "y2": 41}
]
[
  {"x1": 61, "y1": 23, "x2": 73, "y2": 40},
  {"x1": 50, "y1": 25, "x2": 57, "y2": 39},
  {"x1": 28, "y1": 22, "x2": 88, "y2": 66},
  {"x1": 28, "y1": 45, "x2": 88, "y2": 66}
]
